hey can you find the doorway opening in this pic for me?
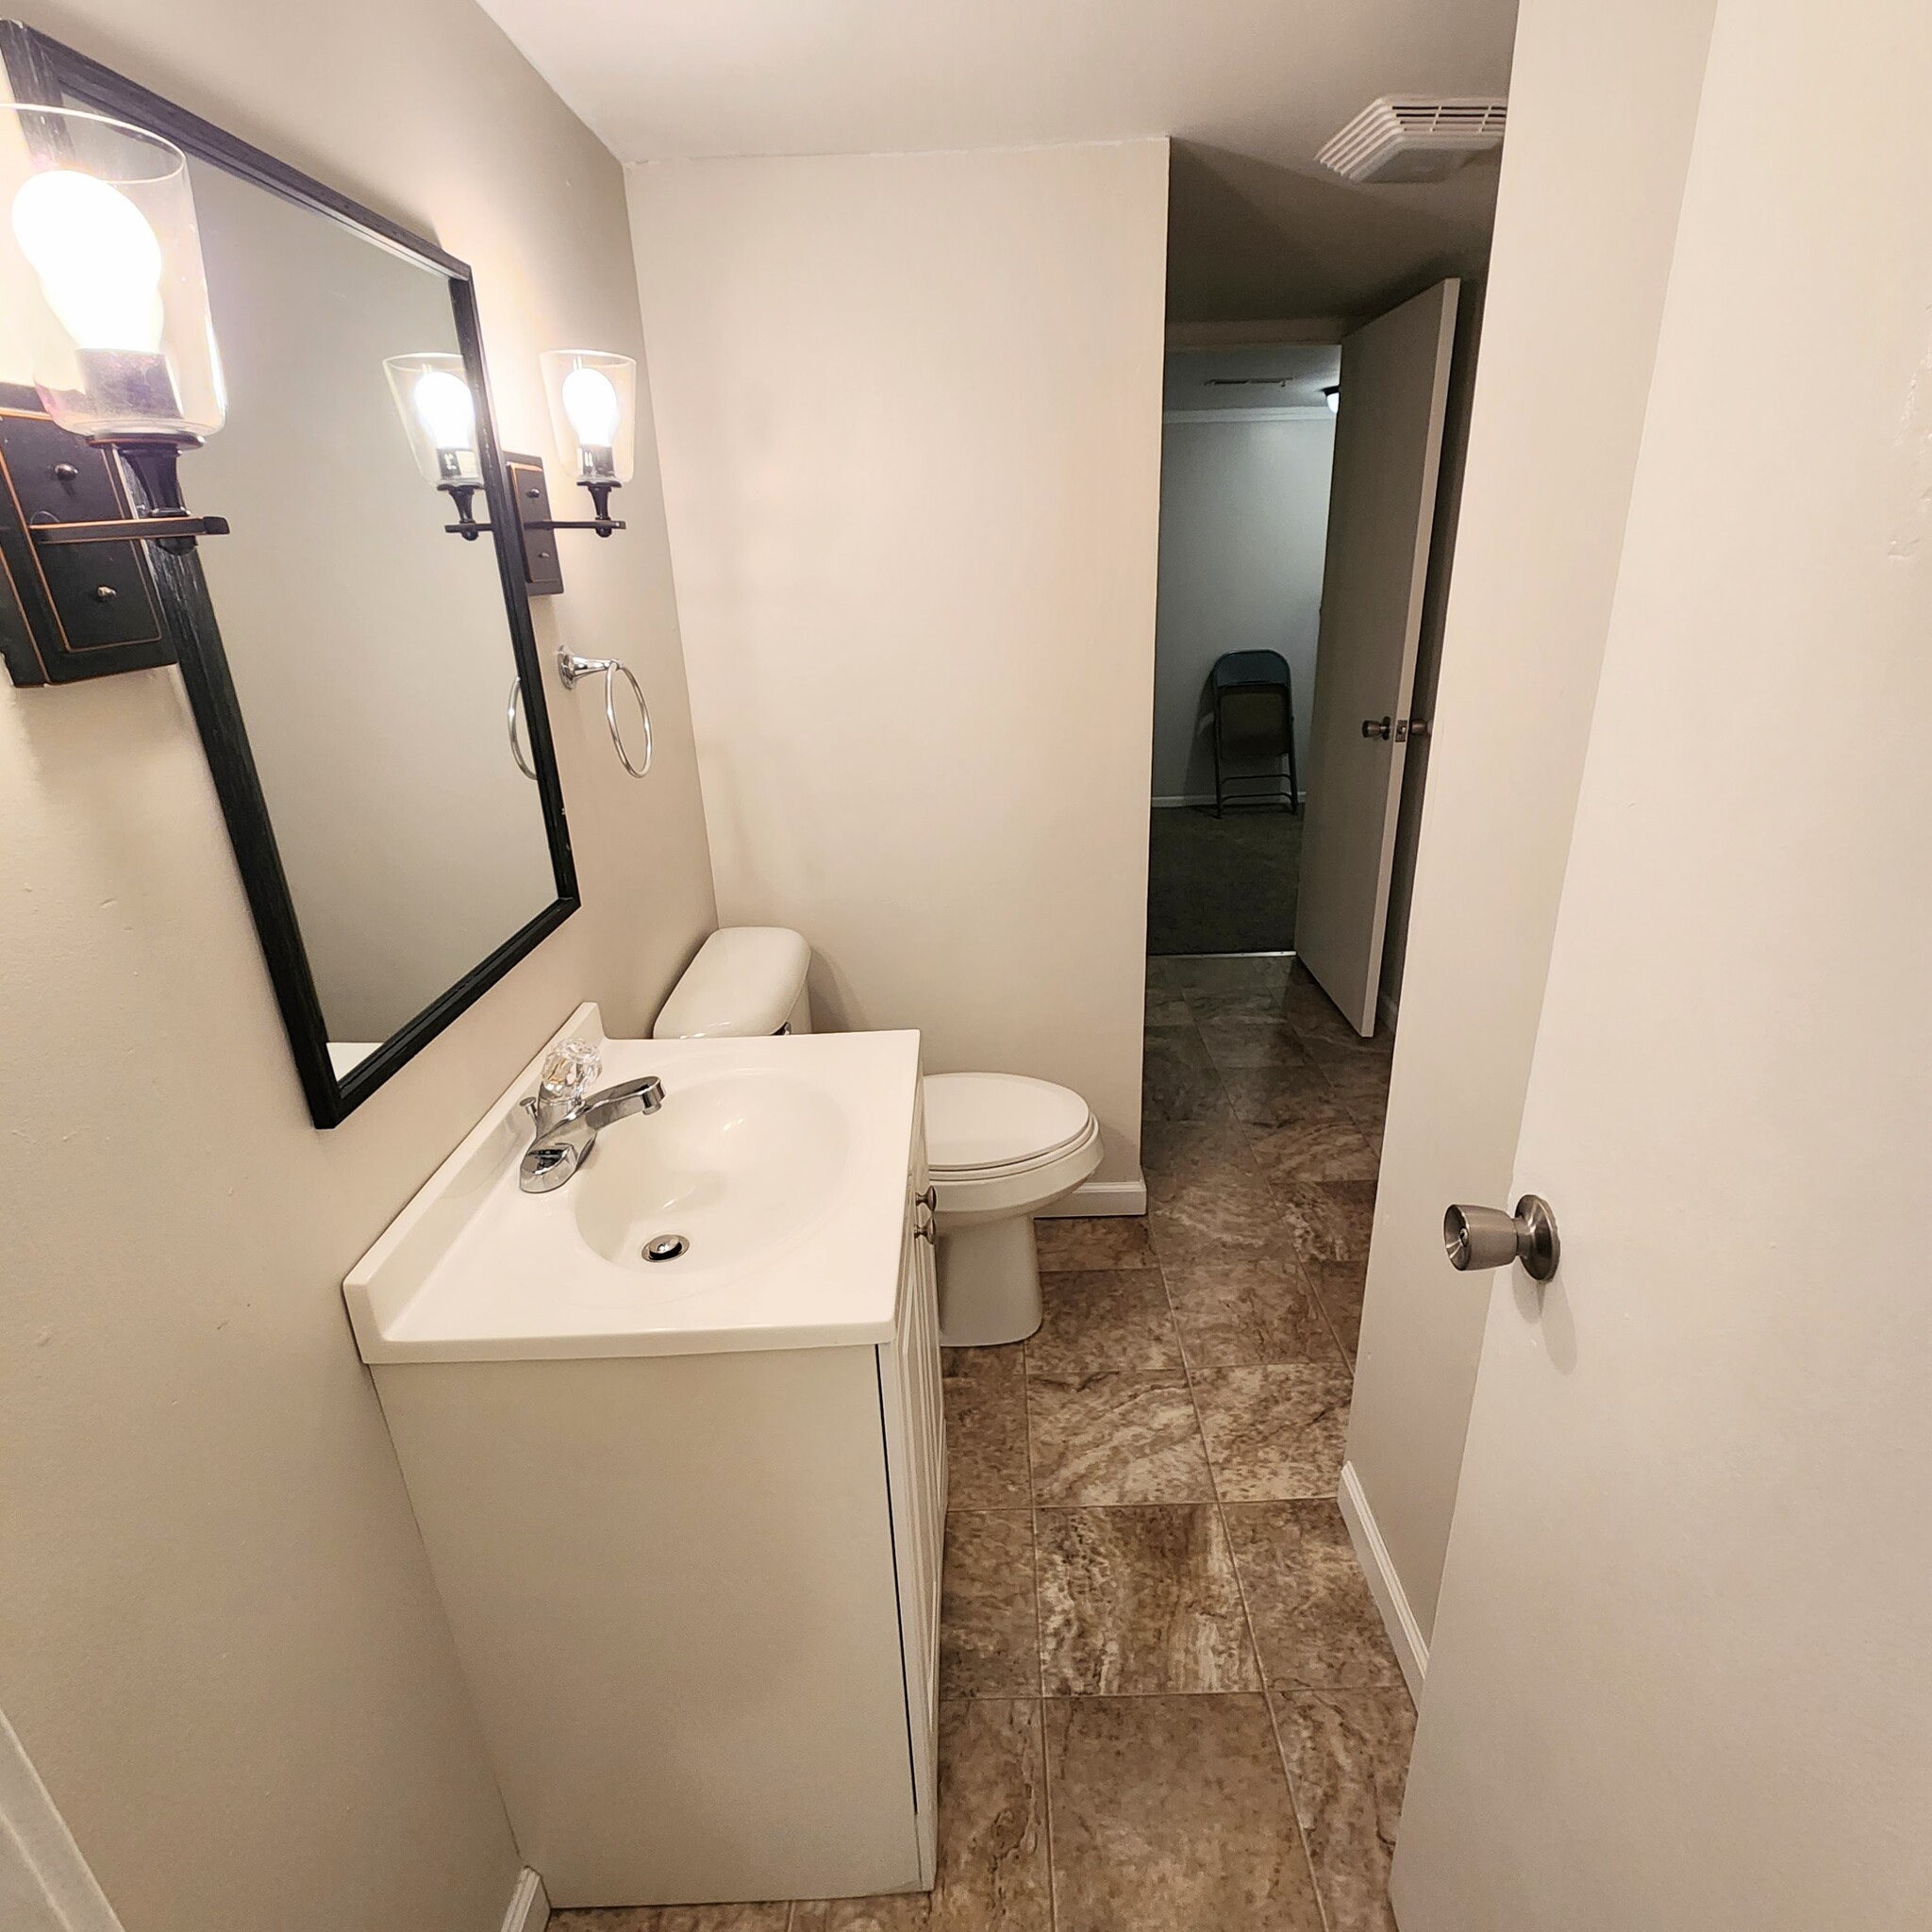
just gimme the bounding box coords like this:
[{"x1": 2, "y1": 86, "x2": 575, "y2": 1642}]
[
  {"x1": 1137, "y1": 286, "x2": 1483, "y2": 1366},
  {"x1": 1147, "y1": 287, "x2": 1479, "y2": 1043},
  {"x1": 1147, "y1": 341, "x2": 1339, "y2": 958},
  {"x1": 1112, "y1": 276, "x2": 1483, "y2": 1932}
]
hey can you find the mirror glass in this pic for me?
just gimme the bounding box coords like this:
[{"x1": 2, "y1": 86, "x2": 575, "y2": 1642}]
[
  {"x1": 179, "y1": 159, "x2": 562, "y2": 1079},
  {"x1": 9, "y1": 25, "x2": 577, "y2": 1124}
]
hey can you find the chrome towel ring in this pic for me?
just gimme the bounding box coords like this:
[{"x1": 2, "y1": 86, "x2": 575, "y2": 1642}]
[
  {"x1": 506, "y1": 676, "x2": 538, "y2": 780},
  {"x1": 559, "y1": 651, "x2": 652, "y2": 778}
]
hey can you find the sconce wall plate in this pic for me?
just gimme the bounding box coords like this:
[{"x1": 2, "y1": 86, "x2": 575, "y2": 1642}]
[
  {"x1": 0, "y1": 384, "x2": 171, "y2": 686},
  {"x1": 443, "y1": 452, "x2": 625, "y2": 596},
  {"x1": 505, "y1": 453, "x2": 565, "y2": 597}
]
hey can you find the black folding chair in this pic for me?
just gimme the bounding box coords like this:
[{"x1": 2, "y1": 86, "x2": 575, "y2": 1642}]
[{"x1": 1209, "y1": 649, "x2": 1299, "y2": 815}]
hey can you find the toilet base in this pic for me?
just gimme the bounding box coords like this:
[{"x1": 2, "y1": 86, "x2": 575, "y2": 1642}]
[{"x1": 934, "y1": 1214, "x2": 1041, "y2": 1347}]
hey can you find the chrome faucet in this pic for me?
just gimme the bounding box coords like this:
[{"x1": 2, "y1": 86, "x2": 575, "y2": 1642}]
[{"x1": 518, "y1": 1040, "x2": 664, "y2": 1193}]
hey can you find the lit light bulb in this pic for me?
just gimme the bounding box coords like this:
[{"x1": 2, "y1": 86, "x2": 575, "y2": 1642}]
[
  {"x1": 1325, "y1": 389, "x2": 1340, "y2": 414},
  {"x1": 411, "y1": 367, "x2": 475, "y2": 452},
  {"x1": 559, "y1": 364, "x2": 620, "y2": 451},
  {"x1": 11, "y1": 167, "x2": 164, "y2": 352}
]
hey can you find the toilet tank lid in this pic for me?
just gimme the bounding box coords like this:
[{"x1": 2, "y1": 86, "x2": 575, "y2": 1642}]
[{"x1": 652, "y1": 927, "x2": 811, "y2": 1038}]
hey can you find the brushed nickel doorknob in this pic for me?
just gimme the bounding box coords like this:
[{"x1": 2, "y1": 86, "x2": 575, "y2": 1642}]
[
  {"x1": 1443, "y1": 1195, "x2": 1560, "y2": 1282},
  {"x1": 1362, "y1": 715, "x2": 1392, "y2": 740}
]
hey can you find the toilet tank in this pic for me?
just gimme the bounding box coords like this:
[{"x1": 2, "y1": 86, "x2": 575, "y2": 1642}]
[{"x1": 652, "y1": 927, "x2": 813, "y2": 1039}]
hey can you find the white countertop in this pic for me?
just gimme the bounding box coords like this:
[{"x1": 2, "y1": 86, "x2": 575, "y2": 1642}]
[{"x1": 343, "y1": 1005, "x2": 922, "y2": 1364}]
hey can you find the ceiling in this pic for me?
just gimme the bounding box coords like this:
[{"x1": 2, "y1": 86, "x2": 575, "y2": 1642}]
[
  {"x1": 475, "y1": 0, "x2": 1520, "y2": 323},
  {"x1": 1164, "y1": 346, "x2": 1342, "y2": 413}
]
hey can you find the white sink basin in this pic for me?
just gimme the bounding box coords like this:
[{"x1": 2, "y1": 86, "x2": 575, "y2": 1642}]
[
  {"x1": 343, "y1": 1004, "x2": 920, "y2": 1363},
  {"x1": 570, "y1": 1067, "x2": 850, "y2": 1276}
]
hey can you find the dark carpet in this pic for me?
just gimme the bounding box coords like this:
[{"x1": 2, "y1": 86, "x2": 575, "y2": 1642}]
[{"x1": 1146, "y1": 805, "x2": 1302, "y2": 956}]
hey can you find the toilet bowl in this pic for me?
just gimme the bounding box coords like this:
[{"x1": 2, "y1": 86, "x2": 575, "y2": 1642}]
[
  {"x1": 923, "y1": 1072, "x2": 1102, "y2": 1346},
  {"x1": 654, "y1": 928, "x2": 1102, "y2": 1347}
]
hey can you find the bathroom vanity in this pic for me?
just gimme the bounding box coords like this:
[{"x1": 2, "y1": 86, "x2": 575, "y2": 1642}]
[{"x1": 343, "y1": 1008, "x2": 942, "y2": 1907}]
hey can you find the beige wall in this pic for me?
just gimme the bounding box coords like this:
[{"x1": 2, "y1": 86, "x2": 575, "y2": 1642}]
[
  {"x1": 0, "y1": 7, "x2": 716, "y2": 1932},
  {"x1": 627, "y1": 142, "x2": 1169, "y2": 1191},
  {"x1": 1344, "y1": 0, "x2": 1720, "y2": 1652}
]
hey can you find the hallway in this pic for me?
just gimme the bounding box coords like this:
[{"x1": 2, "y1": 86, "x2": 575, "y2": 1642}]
[
  {"x1": 553, "y1": 954, "x2": 1407, "y2": 1931},
  {"x1": 1145, "y1": 808, "x2": 1304, "y2": 958}
]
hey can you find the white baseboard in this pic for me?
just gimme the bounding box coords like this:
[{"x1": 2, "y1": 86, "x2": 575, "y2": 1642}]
[
  {"x1": 500, "y1": 1867, "x2": 548, "y2": 1932},
  {"x1": 1151, "y1": 793, "x2": 1305, "y2": 810},
  {"x1": 1038, "y1": 1177, "x2": 1148, "y2": 1218},
  {"x1": 1339, "y1": 1460, "x2": 1428, "y2": 1704}
]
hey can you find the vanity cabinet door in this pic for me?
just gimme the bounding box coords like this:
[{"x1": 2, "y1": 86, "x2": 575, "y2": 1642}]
[{"x1": 876, "y1": 1104, "x2": 943, "y2": 1882}]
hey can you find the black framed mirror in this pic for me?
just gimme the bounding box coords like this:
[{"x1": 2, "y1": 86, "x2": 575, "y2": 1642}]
[{"x1": 0, "y1": 22, "x2": 578, "y2": 1126}]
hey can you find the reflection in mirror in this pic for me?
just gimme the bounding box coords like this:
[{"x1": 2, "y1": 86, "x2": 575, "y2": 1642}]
[
  {"x1": 5, "y1": 21, "x2": 576, "y2": 1123},
  {"x1": 179, "y1": 159, "x2": 561, "y2": 1077}
]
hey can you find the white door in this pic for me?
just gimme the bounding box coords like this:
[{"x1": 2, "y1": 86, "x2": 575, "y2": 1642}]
[
  {"x1": 1295, "y1": 280, "x2": 1457, "y2": 1035},
  {"x1": 1391, "y1": 6, "x2": 1932, "y2": 1927}
]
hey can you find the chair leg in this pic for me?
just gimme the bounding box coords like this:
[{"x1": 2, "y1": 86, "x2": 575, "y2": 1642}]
[
  {"x1": 1285, "y1": 689, "x2": 1300, "y2": 814},
  {"x1": 1211, "y1": 710, "x2": 1224, "y2": 817}
]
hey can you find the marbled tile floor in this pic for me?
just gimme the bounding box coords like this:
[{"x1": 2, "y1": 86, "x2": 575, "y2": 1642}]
[{"x1": 550, "y1": 955, "x2": 1407, "y2": 1932}]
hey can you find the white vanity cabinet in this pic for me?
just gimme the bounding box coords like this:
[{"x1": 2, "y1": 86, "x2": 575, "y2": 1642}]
[{"x1": 350, "y1": 1020, "x2": 943, "y2": 1909}]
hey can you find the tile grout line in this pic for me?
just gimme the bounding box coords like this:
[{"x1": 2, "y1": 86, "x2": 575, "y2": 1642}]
[
  {"x1": 1172, "y1": 1006, "x2": 1357, "y2": 1372},
  {"x1": 1293, "y1": 1038, "x2": 1375, "y2": 1368},
  {"x1": 1017, "y1": 1306, "x2": 1059, "y2": 1932},
  {"x1": 1210, "y1": 1015, "x2": 1364, "y2": 1371},
  {"x1": 1158, "y1": 1128, "x2": 1340, "y2": 1932},
  {"x1": 1155, "y1": 991, "x2": 1341, "y2": 1932}
]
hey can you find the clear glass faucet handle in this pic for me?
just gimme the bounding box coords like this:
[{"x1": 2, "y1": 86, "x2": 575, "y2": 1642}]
[{"x1": 540, "y1": 1039, "x2": 602, "y2": 1102}]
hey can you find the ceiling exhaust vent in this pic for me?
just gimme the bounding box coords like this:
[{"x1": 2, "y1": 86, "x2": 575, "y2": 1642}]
[{"x1": 1316, "y1": 96, "x2": 1507, "y2": 184}]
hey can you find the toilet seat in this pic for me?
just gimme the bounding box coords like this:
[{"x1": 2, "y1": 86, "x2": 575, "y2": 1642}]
[
  {"x1": 924, "y1": 1072, "x2": 1094, "y2": 1176},
  {"x1": 922, "y1": 1074, "x2": 1102, "y2": 1228}
]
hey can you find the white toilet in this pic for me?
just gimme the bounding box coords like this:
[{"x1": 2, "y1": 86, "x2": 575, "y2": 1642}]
[
  {"x1": 654, "y1": 927, "x2": 1101, "y2": 1346},
  {"x1": 652, "y1": 926, "x2": 814, "y2": 1039},
  {"x1": 920, "y1": 1071, "x2": 1102, "y2": 1345}
]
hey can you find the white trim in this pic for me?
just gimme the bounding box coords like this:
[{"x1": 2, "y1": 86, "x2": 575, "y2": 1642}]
[
  {"x1": 1339, "y1": 1460, "x2": 1428, "y2": 1702},
  {"x1": 1151, "y1": 793, "x2": 1305, "y2": 809},
  {"x1": 1150, "y1": 949, "x2": 1298, "y2": 962},
  {"x1": 0, "y1": 1710, "x2": 126, "y2": 1932},
  {"x1": 1162, "y1": 406, "x2": 1335, "y2": 425},
  {"x1": 499, "y1": 1867, "x2": 548, "y2": 1932},
  {"x1": 1037, "y1": 1176, "x2": 1147, "y2": 1218}
]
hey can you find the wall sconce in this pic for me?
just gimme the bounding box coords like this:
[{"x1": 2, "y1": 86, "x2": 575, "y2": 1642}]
[
  {"x1": 0, "y1": 103, "x2": 228, "y2": 554},
  {"x1": 385, "y1": 348, "x2": 632, "y2": 594},
  {"x1": 539, "y1": 349, "x2": 634, "y2": 536},
  {"x1": 383, "y1": 350, "x2": 487, "y2": 533}
]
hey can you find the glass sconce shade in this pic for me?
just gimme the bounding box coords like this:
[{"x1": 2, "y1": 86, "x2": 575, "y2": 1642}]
[
  {"x1": 540, "y1": 350, "x2": 636, "y2": 488},
  {"x1": 384, "y1": 351, "x2": 483, "y2": 487},
  {"x1": 0, "y1": 104, "x2": 225, "y2": 441}
]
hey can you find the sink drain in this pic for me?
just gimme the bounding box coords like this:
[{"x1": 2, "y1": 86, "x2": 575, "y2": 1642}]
[{"x1": 642, "y1": 1233, "x2": 690, "y2": 1263}]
